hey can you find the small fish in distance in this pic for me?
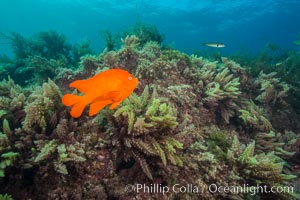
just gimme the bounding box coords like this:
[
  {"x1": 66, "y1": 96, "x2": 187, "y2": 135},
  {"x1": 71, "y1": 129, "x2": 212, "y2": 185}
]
[{"x1": 203, "y1": 42, "x2": 225, "y2": 48}]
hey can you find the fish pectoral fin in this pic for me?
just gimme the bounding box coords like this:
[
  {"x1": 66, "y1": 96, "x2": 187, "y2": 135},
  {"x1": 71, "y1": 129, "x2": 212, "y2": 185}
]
[
  {"x1": 107, "y1": 91, "x2": 122, "y2": 101},
  {"x1": 89, "y1": 100, "x2": 111, "y2": 116},
  {"x1": 109, "y1": 101, "x2": 122, "y2": 110},
  {"x1": 109, "y1": 91, "x2": 124, "y2": 102},
  {"x1": 94, "y1": 91, "x2": 120, "y2": 102},
  {"x1": 69, "y1": 79, "x2": 90, "y2": 94}
]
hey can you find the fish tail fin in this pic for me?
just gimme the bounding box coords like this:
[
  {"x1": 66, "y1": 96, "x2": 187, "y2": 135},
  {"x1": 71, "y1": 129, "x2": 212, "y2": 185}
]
[{"x1": 62, "y1": 94, "x2": 87, "y2": 118}]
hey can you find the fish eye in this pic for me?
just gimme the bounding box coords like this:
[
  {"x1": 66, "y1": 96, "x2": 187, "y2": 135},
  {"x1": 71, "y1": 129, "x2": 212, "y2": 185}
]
[{"x1": 128, "y1": 76, "x2": 133, "y2": 81}]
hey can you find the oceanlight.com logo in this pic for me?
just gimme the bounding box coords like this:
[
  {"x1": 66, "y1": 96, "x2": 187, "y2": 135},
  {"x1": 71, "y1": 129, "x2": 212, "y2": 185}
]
[
  {"x1": 124, "y1": 183, "x2": 294, "y2": 196},
  {"x1": 208, "y1": 184, "x2": 294, "y2": 196}
]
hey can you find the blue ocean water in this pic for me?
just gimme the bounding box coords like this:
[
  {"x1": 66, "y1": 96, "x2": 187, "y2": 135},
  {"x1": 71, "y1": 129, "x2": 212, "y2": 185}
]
[{"x1": 0, "y1": 0, "x2": 299, "y2": 56}]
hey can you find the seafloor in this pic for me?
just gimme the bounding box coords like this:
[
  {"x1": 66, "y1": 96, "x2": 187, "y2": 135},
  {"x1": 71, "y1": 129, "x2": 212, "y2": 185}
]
[{"x1": 0, "y1": 30, "x2": 300, "y2": 200}]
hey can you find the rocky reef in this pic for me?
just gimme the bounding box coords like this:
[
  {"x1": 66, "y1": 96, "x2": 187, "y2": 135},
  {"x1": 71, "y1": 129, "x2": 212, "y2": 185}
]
[{"x1": 0, "y1": 29, "x2": 300, "y2": 200}]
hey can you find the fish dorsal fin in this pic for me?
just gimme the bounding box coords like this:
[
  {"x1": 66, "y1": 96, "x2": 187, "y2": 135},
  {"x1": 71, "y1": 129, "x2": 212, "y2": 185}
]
[{"x1": 69, "y1": 79, "x2": 90, "y2": 93}]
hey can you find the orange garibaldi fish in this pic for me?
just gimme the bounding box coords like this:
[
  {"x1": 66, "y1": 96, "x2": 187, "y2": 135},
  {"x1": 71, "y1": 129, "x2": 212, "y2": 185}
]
[{"x1": 62, "y1": 68, "x2": 139, "y2": 118}]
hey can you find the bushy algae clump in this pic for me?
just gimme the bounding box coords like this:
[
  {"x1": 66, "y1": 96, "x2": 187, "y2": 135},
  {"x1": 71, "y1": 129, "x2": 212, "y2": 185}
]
[
  {"x1": 0, "y1": 28, "x2": 299, "y2": 200},
  {"x1": 107, "y1": 85, "x2": 182, "y2": 180}
]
